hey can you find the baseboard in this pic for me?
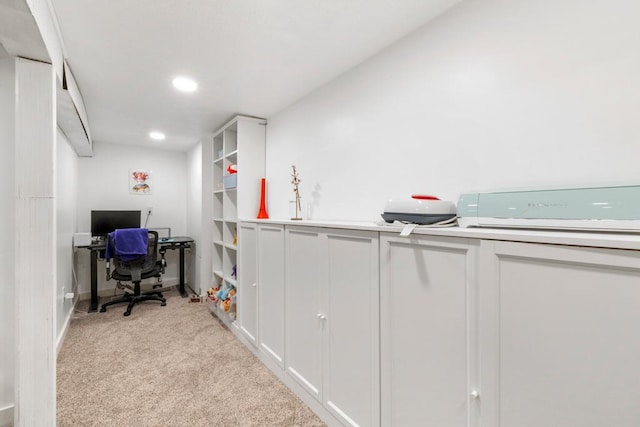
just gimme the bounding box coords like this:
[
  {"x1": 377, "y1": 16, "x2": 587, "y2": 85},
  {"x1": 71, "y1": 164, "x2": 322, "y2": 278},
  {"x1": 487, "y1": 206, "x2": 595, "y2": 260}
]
[
  {"x1": 0, "y1": 404, "x2": 14, "y2": 427},
  {"x1": 56, "y1": 296, "x2": 79, "y2": 357}
]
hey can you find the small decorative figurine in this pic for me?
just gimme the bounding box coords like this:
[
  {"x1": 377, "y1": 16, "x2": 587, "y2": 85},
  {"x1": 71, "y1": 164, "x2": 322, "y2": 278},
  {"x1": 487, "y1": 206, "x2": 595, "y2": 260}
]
[{"x1": 291, "y1": 165, "x2": 302, "y2": 220}]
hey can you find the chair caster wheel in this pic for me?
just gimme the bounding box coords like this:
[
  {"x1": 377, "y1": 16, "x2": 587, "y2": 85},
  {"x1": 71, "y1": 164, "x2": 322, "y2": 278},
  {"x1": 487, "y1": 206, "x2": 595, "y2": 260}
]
[
  {"x1": 124, "y1": 311, "x2": 131, "y2": 316},
  {"x1": 100, "y1": 307, "x2": 106, "y2": 312},
  {"x1": 161, "y1": 302, "x2": 167, "y2": 306}
]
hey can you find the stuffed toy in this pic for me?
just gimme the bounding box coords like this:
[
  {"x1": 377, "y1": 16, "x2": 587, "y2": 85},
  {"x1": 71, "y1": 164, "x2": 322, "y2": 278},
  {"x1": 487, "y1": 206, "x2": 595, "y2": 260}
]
[
  {"x1": 217, "y1": 286, "x2": 232, "y2": 301},
  {"x1": 207, "y1": 287, "x2": 219, "y2": 301}
]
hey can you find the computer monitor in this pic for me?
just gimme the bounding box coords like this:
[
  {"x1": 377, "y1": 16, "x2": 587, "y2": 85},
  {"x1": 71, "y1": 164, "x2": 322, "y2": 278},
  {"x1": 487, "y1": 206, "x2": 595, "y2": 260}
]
[{"x1": 90, "y1": 210, "x2": 141, "y2": 237}]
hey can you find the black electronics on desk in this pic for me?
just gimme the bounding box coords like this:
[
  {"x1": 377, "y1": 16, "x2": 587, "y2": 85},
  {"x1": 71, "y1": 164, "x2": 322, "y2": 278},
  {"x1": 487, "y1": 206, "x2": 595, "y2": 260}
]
[{"x1": 91, "y1": 210, "x2": 141, "y2": 237}]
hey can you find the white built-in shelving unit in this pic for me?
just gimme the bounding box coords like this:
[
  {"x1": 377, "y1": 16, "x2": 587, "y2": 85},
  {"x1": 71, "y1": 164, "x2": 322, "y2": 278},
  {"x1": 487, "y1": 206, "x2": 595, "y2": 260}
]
[{"x1": 208, "y1": 115, "x2": 266, "y2": 324}]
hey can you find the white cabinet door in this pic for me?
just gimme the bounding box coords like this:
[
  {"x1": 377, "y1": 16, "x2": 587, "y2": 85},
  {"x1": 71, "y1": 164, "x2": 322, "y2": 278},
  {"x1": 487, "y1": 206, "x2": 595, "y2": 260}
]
[
  {"x1": 324, "y1": 229, "x2": 379, "y2": 427},
  {"x1": 237, "y1": 222, "x2": 258, "y2": 345},
  {"x1": 380, "y1": 234, "x2": 478, "y2": 427},
  {"x1": 479, "y1": 240, "x2": 640, "y2": 427},
  {"x1": 258, "y1": 224, "x2": 285, "y2": 368},
  {"x1": 285, "y1": 226, "x2": 380, "y2": 426},
  {"x1": 285, "y1": 226, "x2": 324, "y2": 400}
]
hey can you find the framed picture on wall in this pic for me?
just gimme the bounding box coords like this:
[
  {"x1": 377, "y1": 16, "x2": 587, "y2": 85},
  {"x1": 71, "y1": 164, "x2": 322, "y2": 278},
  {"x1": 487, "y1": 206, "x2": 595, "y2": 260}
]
[{"x1": 129, "y1": 169, "x2": 153, "y2": 194}]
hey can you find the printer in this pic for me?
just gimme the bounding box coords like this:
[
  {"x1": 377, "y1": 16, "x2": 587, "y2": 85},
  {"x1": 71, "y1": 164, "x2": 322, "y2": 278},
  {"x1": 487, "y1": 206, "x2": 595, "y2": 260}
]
[{"x1": 457, "y1": 184, "x2": 640, "y2": 232}]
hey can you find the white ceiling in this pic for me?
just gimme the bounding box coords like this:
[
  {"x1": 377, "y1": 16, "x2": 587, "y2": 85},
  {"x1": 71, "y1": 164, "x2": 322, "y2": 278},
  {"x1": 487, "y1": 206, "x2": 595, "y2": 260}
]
[{"x1": 50, "y1": 0, "x2": 460, "y2": 152}]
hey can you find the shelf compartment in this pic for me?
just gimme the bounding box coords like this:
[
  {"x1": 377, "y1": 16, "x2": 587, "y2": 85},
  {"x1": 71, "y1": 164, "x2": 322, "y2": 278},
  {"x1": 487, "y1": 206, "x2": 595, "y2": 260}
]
[
  {"x1": 213, "y1": 161, "x2": 224, "y2": 191},
  {"x1": 213, "y1": 192, "x2": 223, "y2": 218},
  {"x1": 212, "y1": 248, "x2": 223, "y2": 283},
  {"x1": 224, "y1": 128, "x2": 238, "y2": 155},
  {"x1": 223, "y1": 191, "x2": 238, "y2": 221},
  {"x1": 226, "y1": 151, "x2": 238, "y2": 165},
  {"x1": 213, "y1": 134, "x2": 224, "y2": 161},
  {"x1": 223, "y1": 221, "x2": 238, "y2": 247},
  {"x1": 206, "y1": 296, "x2": 236, "y2": 324},
  {"x1": 212, "y1": 220, "x2": 223, "y2": 243},
  {"x1": 223, "y1": 246, "x2": 237, "y2": 281}
]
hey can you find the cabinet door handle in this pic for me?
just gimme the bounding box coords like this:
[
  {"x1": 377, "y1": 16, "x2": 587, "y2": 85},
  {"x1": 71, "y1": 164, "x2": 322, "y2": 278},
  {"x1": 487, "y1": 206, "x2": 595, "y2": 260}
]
[
  {"x1": 252, "y1": 283, "x2": 257, "y2": 287},
  {"x1": 470, "y1": 390, "x2": 480, "y2": 399},
  {"x1": 317, "y1": 313, "x2": 326, "y2": 320}
]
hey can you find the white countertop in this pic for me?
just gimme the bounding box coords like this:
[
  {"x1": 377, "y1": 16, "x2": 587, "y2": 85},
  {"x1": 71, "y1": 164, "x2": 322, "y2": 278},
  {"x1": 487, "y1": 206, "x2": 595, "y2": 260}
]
[{"x1": 240, "y1": 218, "x2": 640, "y2": 251}]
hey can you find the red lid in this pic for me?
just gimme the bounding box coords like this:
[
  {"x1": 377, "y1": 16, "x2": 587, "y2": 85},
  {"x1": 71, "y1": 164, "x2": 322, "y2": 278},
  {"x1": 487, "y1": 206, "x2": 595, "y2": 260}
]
[{"x1": 411, "y1": 194, "x2": 440, "y2": 200}]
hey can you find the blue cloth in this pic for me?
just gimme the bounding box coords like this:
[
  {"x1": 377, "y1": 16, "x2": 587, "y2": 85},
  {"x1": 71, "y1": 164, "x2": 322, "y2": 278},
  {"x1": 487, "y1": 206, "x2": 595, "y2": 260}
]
[{"x1": 105, "y1": 228, "x2": 148, "y2": 262}]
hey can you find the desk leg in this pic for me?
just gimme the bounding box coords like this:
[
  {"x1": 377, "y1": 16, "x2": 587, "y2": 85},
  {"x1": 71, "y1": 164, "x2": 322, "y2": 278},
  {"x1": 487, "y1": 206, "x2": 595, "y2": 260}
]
[
  {"x1": 89, "y1": 250, "x2": 99, "y2": 312},
  {"x1": 178, "y1": 246, "x2": 188, "y2": 297}
]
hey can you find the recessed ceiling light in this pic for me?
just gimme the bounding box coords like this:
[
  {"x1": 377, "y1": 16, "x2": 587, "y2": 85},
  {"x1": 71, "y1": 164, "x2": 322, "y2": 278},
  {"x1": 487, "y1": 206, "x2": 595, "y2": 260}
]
[
  {"x1": 172, "y1": 76, "x2": 197, "y2": 92},
  {"x1": 149, "y1": 131, "x2": 166, "y2": 140}
]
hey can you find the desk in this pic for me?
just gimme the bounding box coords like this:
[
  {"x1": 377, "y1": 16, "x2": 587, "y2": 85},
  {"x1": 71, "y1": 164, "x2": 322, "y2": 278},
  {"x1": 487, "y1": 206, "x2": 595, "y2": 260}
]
[{"x1": 83, "y1": 236, "x2": 194, "y2": 312}]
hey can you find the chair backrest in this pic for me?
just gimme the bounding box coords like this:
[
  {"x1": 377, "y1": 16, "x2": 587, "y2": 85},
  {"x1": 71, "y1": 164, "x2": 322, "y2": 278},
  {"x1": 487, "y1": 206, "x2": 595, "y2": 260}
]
[{"x1": 108, "y1": 229, "x2": 159, "y2": 279}]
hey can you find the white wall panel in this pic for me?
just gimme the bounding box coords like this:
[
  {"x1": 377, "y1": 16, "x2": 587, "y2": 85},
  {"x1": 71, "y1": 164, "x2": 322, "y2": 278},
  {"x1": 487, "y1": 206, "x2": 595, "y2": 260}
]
[
  {"x1": 198, "y1": 137, "x2": 212, "y2": 295},
  {"x1": 56, "y1": 129, "x2": 78, "y2": 346},
  {"x1": 187, "y1": 141, "x2": 203, "y2": 294},
  {"x1": 14, "y1": 56, "x2": 56, "y2": 426},
  {"x1": 266, "y1": 0, "x2": 640, "y2": 221},
  {"x1": 0, "y1": 56, "x2": 16, "y2": 421}
]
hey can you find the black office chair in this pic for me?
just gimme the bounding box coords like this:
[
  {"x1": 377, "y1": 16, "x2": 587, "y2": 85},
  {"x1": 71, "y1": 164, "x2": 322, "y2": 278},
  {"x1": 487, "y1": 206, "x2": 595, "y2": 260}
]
[{"x1": 100, "y1": 229, "x2": 168, "y2": 316}]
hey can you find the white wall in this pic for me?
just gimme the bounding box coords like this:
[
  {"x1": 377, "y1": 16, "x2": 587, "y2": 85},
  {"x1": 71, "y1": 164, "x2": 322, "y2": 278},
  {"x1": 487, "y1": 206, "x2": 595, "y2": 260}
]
[
  {"x1": 75, "y1": 142, "x2": 188, "y2": 296},
  {"x1": 266, "y1": 0, "x2": 640, "y2": 221},
  {"x1": 0, "y1": 56, "x2": 15, "y2": 422},
  {"x1": 186, "y1": 141, "x2": 203, "y2": 294},
  {"x1": 56, "y1": 129, "x2": 78, "y2": 346}
]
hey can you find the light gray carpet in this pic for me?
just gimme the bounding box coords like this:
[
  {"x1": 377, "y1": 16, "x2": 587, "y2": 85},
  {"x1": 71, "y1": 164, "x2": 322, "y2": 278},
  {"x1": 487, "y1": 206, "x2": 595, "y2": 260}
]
[{"x1": 57, "y1": 288, "x2": 325, "y2": 426}]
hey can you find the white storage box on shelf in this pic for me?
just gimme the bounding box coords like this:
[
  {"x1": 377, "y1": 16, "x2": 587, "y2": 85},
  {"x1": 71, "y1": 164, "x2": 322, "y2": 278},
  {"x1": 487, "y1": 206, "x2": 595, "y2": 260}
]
[{"x1": 223, "y1": 174, "x2": 237, "y2": 189}]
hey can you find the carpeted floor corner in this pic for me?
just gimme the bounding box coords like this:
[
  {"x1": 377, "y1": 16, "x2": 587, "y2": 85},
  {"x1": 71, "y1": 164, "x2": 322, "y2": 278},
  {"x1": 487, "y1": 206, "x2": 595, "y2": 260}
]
[{"x1": 57, "y1": 288, "x2": 325, "y2": 426}]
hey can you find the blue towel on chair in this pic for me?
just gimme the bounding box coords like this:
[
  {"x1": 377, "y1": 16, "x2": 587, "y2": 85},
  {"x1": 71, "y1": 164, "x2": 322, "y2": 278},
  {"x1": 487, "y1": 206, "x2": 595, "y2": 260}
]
[{"x1": 105, "y1": 228, "x2": 148, "y2": 262}]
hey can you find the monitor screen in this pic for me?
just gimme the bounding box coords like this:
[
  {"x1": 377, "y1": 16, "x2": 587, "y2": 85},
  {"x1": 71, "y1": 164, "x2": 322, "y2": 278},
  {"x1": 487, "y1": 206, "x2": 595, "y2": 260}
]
[{"x1": 91, "y1": 210, "x2": 141, "y2": 236}]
